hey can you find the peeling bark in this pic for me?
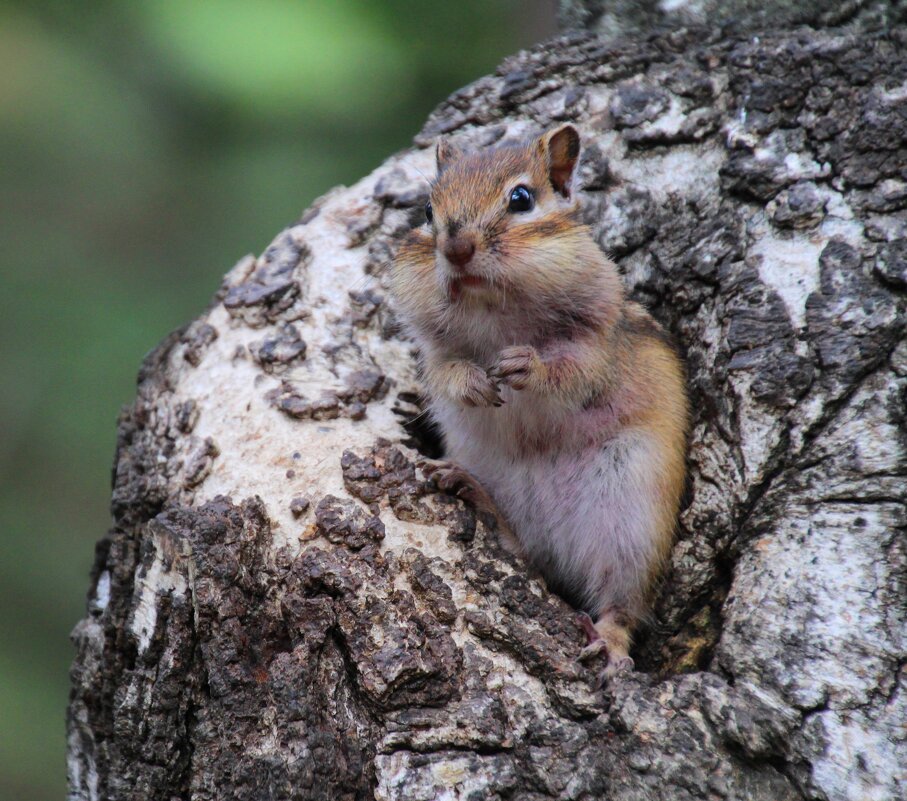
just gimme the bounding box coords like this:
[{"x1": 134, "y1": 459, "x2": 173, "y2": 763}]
[{"x1": 69, "y1": 19, "x2": 907, "y2": 801}]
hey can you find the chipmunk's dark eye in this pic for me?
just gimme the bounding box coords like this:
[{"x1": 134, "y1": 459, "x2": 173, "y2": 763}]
[
  {"x1": 425, "y1": 201, "x2": 433, "y2": 225},
  {"x1": 508, "y1": 185, "x2": 534, "y2": 213}
]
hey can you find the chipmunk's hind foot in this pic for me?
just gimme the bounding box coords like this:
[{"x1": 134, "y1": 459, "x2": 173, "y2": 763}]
[
  {"x1": 419, "y1": 459, "x2": 490, "y2": 508},
  {"x1": 418, "y1": 459, "x2": 523, "y2": 556},
  {"x1": 577, "y1": 609, "x2": 635, "y2": 685}
]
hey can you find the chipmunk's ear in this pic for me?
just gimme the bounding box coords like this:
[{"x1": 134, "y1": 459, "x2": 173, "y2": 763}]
[
  {"x1": 540, "y1": 124, "x2": 581, "y2": 198},
  {"x1": 435, "y1": 137, "x2": 462, "y2": 173}
]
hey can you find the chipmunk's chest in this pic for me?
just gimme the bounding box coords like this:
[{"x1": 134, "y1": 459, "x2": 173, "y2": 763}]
[
  {"x1": 443, "y1": 306, "x2": 540, "y2": 360},
  {"x1": 435, "y1": 387, "x2": 621, "y2": 459}
]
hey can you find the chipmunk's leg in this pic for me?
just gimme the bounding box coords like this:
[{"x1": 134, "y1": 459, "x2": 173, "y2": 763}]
[
  {"x1": 573, "y1": 429, "x2": 677, "y2": 683},
  {"x1": 418, "y1": 459, "x2": 523, "y2": 556},
  {"x1": 578, "y1": 607, "x2": 635, "y2": 681}
]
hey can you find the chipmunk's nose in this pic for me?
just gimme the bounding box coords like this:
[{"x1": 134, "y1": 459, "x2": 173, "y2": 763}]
[{"x1": 444, "y1": 236, "x2": 475, "y2": 270}]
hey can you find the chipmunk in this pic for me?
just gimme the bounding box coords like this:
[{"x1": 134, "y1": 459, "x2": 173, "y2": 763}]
[{"x1": 391, "y1": 124, "x2": 688, "y2": 680}]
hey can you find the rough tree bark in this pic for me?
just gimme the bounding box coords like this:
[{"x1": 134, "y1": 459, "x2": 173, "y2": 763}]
[{"x1": 68, "y1": 6, "x2": 906, "y2": 801}]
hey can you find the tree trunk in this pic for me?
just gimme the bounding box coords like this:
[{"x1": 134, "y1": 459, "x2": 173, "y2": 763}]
[{"x1": 68, "y1": 13, "x2": 907, "y2": 801}]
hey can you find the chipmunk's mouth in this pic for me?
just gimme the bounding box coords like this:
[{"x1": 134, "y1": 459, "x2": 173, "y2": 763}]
[{"x1": 447, "y1": 274, "x2": 487, "y2": 302}]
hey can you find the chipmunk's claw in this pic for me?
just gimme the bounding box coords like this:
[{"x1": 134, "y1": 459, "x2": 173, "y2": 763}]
[
  {"x1": 460, "y1": 370, "x2": 502, "y2": 407},
  {"x1": 420, "y1": 460, "x2": 485, "y2": 506},
  {"x1": 433, "y1": 466, "x2": 469, "y2": 494},
  {"x1": 598, "y1": 656, "x2": 635, "y2": 687},
  {"x1": 578, "y1": 638, "x2": 607, "y2": 663},
  {"x1": 417, "y1": 457, "x2": 442, "y2": 477},
  {"x1": 488, "y1": 345, "x2": 542, "y2": 390},
  {"x1": 581, "y1": 643, "x2": 634, "y2": 687}
]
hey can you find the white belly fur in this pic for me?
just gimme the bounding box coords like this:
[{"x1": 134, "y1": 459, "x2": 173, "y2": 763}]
[{"x1": 435, "y1": 395, "x2": 661, "y2": 617}]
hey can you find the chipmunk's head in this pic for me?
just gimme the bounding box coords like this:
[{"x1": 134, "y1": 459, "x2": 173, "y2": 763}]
[
  {"x1": 392, "y1": 124, "x2": 620, "y2": 346},
  {"x1": 424, "y1": 124, "x2": 589, "y2": 304}
]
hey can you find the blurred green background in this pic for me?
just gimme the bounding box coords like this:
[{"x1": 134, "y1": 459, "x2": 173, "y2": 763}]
[{"x1": 0, "y1": 2, "x2": 555, "y2": 797}]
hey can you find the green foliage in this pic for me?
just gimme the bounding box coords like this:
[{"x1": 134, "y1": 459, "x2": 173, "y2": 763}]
[
  {"x1": 143, "y1": 0, "x2": 412, "y2": 119},
  {"x1": 0, "y1": 2, "x2": 553, "y2": 798}
]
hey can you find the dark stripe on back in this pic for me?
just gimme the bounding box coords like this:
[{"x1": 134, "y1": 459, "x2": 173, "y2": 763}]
[{"x1": 617, "y1": 311, "x2": 676, "y2": 351}]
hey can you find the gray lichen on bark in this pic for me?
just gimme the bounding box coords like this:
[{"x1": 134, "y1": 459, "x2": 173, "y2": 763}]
[
  {"x1": 69, "y1": 18, "x2": 906, "y2": 801},
  {"x1": 559, "y1": 0, "x2": 907, "y2": 38}
]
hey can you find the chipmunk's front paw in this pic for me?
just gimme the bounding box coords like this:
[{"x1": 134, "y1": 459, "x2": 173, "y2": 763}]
[
  {"x1": 455, "y1": 363, "x2": 503, "y2": 407},
  {"x1": 489, "y1": 345, "x2": 544, "y2": 390}
]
